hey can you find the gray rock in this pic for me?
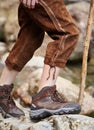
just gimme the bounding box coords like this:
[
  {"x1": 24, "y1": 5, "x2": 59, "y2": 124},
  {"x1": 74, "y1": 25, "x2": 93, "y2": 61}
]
[
  {"x1": 86, "y1": 87, "x2": 94, "y2": 97},
  {"x1": 64, "y1": 0, "x2": 90, "y2": 4},
  {"x1": 49, "y1": 115, "x2": 94, "y2": 130},
  {"x1": 0, "y1": 17, "x2": 6, "y2": 42},
  {"x1": 0, "y1": 42, "x2": 7, "y2": 56},
  {"x1": 4, "y1": 4, "x2": 19, "y2": 43},
  {"x1": 0, "y1": 114, "x2": 94, "y2": 130},
  {"x1": 0, "y1": 0, "x2": 19, "y2": 43},
  {"x1": 30, "y1": 121, "x2": 52, "y2": 130},
  {"x1": 0, "y1": 52, "x2": 9, "y2": 64},
  {"x1": 26, "y1": 56, "x2": 44, "y2": 68},
  {"x1": 89, "y1": 54, "x2": 94, "y2": 66}
]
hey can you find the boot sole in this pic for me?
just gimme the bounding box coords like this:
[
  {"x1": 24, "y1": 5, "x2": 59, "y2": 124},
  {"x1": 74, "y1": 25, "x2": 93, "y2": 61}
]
[
  {"x1": 30, "y1": 105, "x2": 81, "y2": 120},
  {"x1": 0, "y1": 107, "x2": 24, "y2": 118},
  {"x1": 0, "y1": 107, "x2": 12, "y2": 118}
]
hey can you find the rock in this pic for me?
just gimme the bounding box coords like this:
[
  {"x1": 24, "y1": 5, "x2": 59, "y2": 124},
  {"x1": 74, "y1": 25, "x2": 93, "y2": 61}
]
[
  {"x1": 28, "y1": 68, "x2": 43, "y2": 94},
  {"x1": 4, "y1": 4, "x2": 19, "y2": 43},
  {"x1": 88, "y1": 56, "x2": 94, "y2": 66},
  {"x1": 0, "y1": 42, "x2": 7, "y2": 56},
  {"x1": 12, "y1": 82, "x2": 32, "y2": 106},
  {"x1": 14, "y1": 67, "x2": 35, "y2": 86},
  {"x1": 86, "y1": 87, "x2": 94, "y2": 97},
  {"x1": 0, "y1": 63, "x2": 4, "y2": 75},
  {"x1": 47, "y1": 115, "x2": 94, "y2": 130},
  {"x1": 0, "y1": 17, "x2": 6, "y2": 42},
  {"x1": 0, "y1": 116, "x2": 32, "y2": 130},
  {"x1": 83, "y1": 62, "x2": 94, "y2": 87},
  {"x1": 0, "y1": 52, "x2": 9, "y2": 64},
  {"x1": 0, "y1": 0, "x2": 18, "y2": 9},
  {"x1": 30, "y1": 121, "x2": 52, "y2": 130},
  {"x1": 0, "y1": 114, "x2": 94, "y2": 130},
  {"x1": 0, "y1": 0, "x2": 19, "y2": 43},
  {"x1": 88, "y1": 43, "x2": 94, "y2": 66},
  {"x1": 34, "y1": 33, "x2": 53, "y2": 57},
  {"x1": 26, "y1": 56, "x2": 44, "y2": 68},
  {"x1": 64, "y1": 0, "x2": 90, "y2": 4}
]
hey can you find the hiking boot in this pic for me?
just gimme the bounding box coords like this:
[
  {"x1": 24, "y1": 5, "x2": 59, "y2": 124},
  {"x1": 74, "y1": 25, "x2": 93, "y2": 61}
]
[
  {"x1": 30, "y1": 85, "x2": 81, "y2": 120},
  {"x1": 0, "y1": 84, "x2": 25, "y2": 118}
]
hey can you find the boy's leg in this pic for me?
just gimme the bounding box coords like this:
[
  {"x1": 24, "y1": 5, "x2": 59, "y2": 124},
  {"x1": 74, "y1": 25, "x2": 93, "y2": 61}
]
[
  {"x1": 0, "y1": 66, "x2": 18, "y2": 86},
  {"x1": 39, "y1": 64, "x2": 60, "y2": 91},
  {"x1": 38, "y1": 0, "x2": 80, "y2": 90},
  {"x1": 23, "y1": 0, "x2": 80, "y2": 91},
  {"x1": 22, "y1": 0, "x2": 81, "y2": 120},
  {"x1": 0, "y1": 4, "x2": 44, "y2": 118}
]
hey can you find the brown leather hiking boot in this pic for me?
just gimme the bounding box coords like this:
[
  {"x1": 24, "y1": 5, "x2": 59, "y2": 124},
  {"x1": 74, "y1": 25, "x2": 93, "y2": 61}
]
[
  {"x1": 0, "y1": 84, "x2": 25, "y2": 118},
  {"x1": 30, "y1": 85, "x2": 81, "y2": 120}
]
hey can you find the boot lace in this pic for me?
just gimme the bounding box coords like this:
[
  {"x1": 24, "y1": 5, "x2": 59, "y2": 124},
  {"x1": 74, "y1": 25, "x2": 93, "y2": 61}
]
[{"x1": 52, "y1": 90, "x2": 67, "y2": 103}]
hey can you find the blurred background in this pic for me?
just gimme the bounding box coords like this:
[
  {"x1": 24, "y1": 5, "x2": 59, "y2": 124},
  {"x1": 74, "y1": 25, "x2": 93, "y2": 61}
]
[{"x1": 0, "y1": 0, "x2": 94, "y2": 93}]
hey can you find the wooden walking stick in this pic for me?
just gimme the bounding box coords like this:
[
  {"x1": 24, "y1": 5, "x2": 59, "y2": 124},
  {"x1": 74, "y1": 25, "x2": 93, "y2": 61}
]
[{"x1": 78, "y1": 0, "x2": 94, "y2": 105}]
